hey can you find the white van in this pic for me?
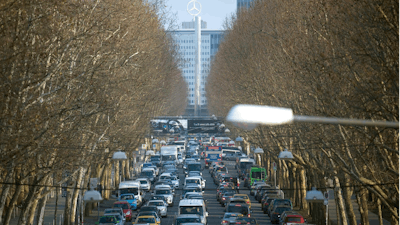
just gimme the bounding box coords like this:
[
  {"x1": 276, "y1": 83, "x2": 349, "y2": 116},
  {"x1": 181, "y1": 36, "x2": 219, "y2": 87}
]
[
  {"x1": 118, "y1": 181, "x2": 144, "y2": 206},
  {"x1": 178, "y1": 199, "x2": 208, "y2": 224}
]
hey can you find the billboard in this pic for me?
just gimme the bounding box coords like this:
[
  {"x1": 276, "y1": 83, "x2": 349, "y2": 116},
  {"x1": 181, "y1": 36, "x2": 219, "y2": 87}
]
[{"x1": 187, "y1": 120, "x2": 223, "y2": 133}]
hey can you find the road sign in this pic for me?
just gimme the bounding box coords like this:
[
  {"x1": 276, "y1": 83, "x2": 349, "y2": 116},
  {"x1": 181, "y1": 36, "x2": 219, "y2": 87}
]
[
  {"x1": 273, "y1": 162, "x2": 277, "y2": 171},
  {"x1": 324, "y1": 191, "x2": 329, "y2": 199},
  {"x1": 153, "y1": 144, "x2": 156, "y2": 149},
  {"x1": 142, "y1": 144, "x2": 147, "y2": 149}
]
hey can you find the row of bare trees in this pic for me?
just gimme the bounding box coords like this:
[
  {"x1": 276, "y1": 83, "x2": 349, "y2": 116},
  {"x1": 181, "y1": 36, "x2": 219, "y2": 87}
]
[
  {"x1": 208, "y1": 0, "x2": 398, "y2": 224},
  {"x1": 0, "y1": 0, "x2": 186, "y2": 224}
]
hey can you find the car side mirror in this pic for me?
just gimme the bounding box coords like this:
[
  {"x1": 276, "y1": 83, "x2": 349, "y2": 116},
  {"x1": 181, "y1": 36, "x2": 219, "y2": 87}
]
[{"x1": 205, "y1": 212, "x2": 209, "y2": 217}]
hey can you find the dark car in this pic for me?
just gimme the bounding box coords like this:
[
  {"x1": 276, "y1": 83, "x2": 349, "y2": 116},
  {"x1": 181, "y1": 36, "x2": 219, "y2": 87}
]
[
  {"x1": 270, "y1": 206, "x2": 292, "y2": 224},
  {"x1": 225, "y1": 203, "x2": 251, "y2": 217},
  {"x1": 235, "y1": 216, "x2": 259, "y2": 225}
]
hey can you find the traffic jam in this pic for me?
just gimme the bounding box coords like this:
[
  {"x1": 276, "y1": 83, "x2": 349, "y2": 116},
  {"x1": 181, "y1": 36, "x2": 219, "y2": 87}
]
[{"x1": 96, "y1": 136, "x2": 307, "y2": 225}]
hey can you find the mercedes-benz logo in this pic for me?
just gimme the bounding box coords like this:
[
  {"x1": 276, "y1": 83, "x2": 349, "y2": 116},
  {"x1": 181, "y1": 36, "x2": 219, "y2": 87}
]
[{"x1": 187, "y1": 0, "x2": 202, "y2": 16}]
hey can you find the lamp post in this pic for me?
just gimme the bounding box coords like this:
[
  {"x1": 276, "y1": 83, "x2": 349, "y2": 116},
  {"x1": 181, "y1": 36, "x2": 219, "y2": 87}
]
[{"x1": 226, "y1": 104, "x2": 398, "y2": 129}]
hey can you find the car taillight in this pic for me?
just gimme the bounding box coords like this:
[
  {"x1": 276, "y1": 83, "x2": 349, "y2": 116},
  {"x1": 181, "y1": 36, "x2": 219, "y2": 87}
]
[
  {"x1": 248, "y1": 214, "x2": 251, "y2": 217},
  {"x1": 247, "y1": 201, "x2": 250, "y2": 204}
]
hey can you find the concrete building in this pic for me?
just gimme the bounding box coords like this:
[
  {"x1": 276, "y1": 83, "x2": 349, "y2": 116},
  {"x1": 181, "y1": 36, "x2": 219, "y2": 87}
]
[
  {"x1": 237, "y1": 0, "x2": 254, "y2": 13},
  {"x1": 171, "y1": 21, "x2": 224, "y2": 115}
]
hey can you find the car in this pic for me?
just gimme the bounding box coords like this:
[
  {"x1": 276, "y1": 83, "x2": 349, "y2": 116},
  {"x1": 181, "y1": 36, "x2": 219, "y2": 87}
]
[
  {"x1": 220, "y1": 191, "x2": 236, "y2": 206},
  {"x1": 184, "y1": 176, "x2": 204, "y2": 190},
  {"x1": 267, "y1": 198, "x2": 291, "y2": 216},
  {"x1": 171, "y1": 175, "x2": 180, "y2": 188},
  {"x1": 249, "y1": 182, "x2": 267, "y2": 196},
  {"x1": 225, "y1": 203, "x2": 251, "y2": 217},
  {"x1": 96, "y1": 215, "x2": 119, "y2": 225},
  {"x1": 181, "y1": 185, "x2": 203, "y2": 199},
  {"x1": 278, "y1": 211, "x2": 306, "y2": 225},
  {"x1": 232, "y1": 194, "x2": 251, "y2": 209},
  {"x1": 187, "y1": 171, "x2": 202, "y2": 177},
  {"x1": 235, "y1": 216, "x2": 259, "y2": 225},
  {"x1": 261, "y1": 195, "x2": 280, "y2": 212},
  {"x1": 136, "y1": 211, "x2": 161, "y2": 224},
  {"x1": 113, "y1": 201, "x2": 133, "y2": 221},
  {"x1": 221, "y1": 212, "x2": 243, "y2": 225},
  {"x1": 270, "y1": 206, "x2": 292, "y2": 224},
  {"x1": 136, "y1": 178, "x2": 151, "y2": 191},
  {"x1": 133, "y1": 215, "x2": 158, "y2": 225},
  {"x1": 147, "y1": 200, "x2": 168, "y2": 217},
  {"x1": 153, "y1": 186, "x2": 174, "y2": 206},
  {"x1": 178, "y1": 199, "x2": 208, "y2": 225},
  {"x1": 117, "y1": 194, "x2": 138, "y2": 210},
  {"x1": 151, "y1": 194, "x2": 167, "y2": 203},
  {"x1": 102, "y1": 213, "x2": 124, "y2": 225},
  {"x1": 174, "y1": 214, "x2": 202, "y2": 225},
  {"x1": 227, "y1": 198, "x2": 248, "y2": 208},
  {"x1": 103, "y1": 208, "x2": 125, "y2": 221}
]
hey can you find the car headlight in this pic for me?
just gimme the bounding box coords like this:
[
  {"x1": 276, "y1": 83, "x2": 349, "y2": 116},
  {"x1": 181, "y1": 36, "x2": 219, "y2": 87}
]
[
  {"x1": 126, "y1": 211, "x2": 131, "y2": 215},
  {"x1": 161, "y1": 207, "x2": 166, "y2": 211}
]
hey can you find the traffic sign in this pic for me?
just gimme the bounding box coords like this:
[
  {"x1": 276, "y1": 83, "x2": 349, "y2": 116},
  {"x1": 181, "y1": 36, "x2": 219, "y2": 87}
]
[
  {"x1": 153, "y1": 144, "x2": 156, "y2": 149},
  {"x1": 324, "y1": 191, "x2": 329, "y2": 199},
  {"x1": 273, "y1": 162, "x2": 277, "y2": 171}
]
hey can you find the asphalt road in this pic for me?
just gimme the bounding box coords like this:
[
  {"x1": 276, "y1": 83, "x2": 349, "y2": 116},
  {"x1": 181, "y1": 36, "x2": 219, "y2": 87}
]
[{"x1": 157, "y1": 160, "x2": 272, "y2": 225}]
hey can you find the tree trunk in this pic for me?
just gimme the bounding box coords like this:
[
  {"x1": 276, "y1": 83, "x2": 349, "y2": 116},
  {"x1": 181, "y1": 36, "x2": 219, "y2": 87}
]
[
  {"x1": 356, "y1": 188, "x2": 369, "y2": 225},
  {"x1": 63, "y1": 190, "x2": 71, "y2": 225},
  {"x1": 299, "y1": 167, "x2": 308, "y2": 212},
  {"x1": 333, "y1": 176, "x2": 348, "y2": 225},
  {"x1": 115, "y1": 161, "x2": 120, "y2": 188},
  {"x1": 340, "y1": 174, "x2": 357, "y2": 225},
  {"x1": 377, "y1": 198, "x2": 383, "y2": 225},
  {"x1": 17, "y1": 184, "x2": 39, "y2": 225},
  {"x1": 54, "y1": 186, "x2": 59, "y2": 225},
  {"x1": 27, "y1": 198, "x2": 39, "y2": 225},
  {"x1": 0, "y1": 169, "x2": 14, "y2": 224},
  {"x1": 3, "y1": 183, "x2": 22, "y2": 225},
  {"x1": 70, "y1": 167, "x2": 86, "y2": 225},
  {"x1": 125, "y1": 159, "x2": 130, "y2": 180},
  {"x1": 34, "y1": 194, "x2": 48, "y2": 225}
]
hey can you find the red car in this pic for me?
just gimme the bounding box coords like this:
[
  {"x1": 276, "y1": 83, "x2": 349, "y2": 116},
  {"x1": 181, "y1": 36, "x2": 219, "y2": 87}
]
[
  {"x1": 113, "y1": 201, "x2": 133, "y2": 221},
  {"x1": 279, "y1": 211, "x2": 306, "y2": 224}
]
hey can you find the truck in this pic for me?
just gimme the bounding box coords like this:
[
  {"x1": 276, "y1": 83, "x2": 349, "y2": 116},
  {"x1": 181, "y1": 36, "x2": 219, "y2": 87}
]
[
  {"x1": 160, "y1": 145, "x2": 178, "y2": 162},
  {"x1": 204, "y1": 146, "x2": 222, "y2": 168},
  {"x1": 250, "y1": 166, "x2": 267, "y2": 186}
]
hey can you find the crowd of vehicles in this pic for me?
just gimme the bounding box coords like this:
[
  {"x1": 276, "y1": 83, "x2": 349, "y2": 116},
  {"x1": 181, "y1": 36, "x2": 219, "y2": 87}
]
[{"x1": 95, "y1": 136, "x2": 306, "y2": 225}]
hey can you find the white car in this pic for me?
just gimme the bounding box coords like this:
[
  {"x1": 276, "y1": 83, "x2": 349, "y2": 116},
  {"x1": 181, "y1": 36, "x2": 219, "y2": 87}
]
[
  {"x1": 171, "y1": 175, "x2": 180, "y2": 188},
  {"x1": 147, "y1": 200, "x2": 168, "y2": 217},
  {"x1": 136, "y1": 178, "x2": 151, "y2": 191}
]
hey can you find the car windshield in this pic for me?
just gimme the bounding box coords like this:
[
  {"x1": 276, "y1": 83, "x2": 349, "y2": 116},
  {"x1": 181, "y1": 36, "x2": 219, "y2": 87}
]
[
  {"x1": 137, "y1": 217, "x2": 155, "y2": 223},
  {"x1": 149, "y1": 201, "x2": 164, "y2": 206},
  {"x1": 99, "y1": 216, "x2": 116, "y2": 223},
  {"x1": 179, "y1": 206, "x2": 203, "y2": 215},
  {"x1": 235, "y1": 195, "x2": 249, "y2": 199},
  {"x1": 113, "y1": 203, "x2": 129, "y2": 209},
  {"x1": 140, "y1": 171, "x2": 153, "y2": 177},
  {"x1": 176, "y1": 217, "x2": 201, "y2": 225},
  {"x1": 287, "y1": 217, "x2": 302, "y2": 222},
  {"x1": 155, "y1": 190, "x2": 171, "y2": 195},
  {"x1": 224, "y1": 213, "x2": 241, "y2": 218},
  {"x1": 104, "y1": 209, "x2": 121, "y2": 214},
  {"x1": 188, "y1": 164, "x2": 201, "y2": 171},
  {"x1": 227, "y1": 205, "x2": 249, "y2": 215},
  {"x1": 119, "y1": 188, "x2": 138, "y2": 195},
  {"x1": 251, "y1": 171, "x2": 265, "y2": 179},
  {"x1": 186, "y1": 179, "x2": 200, "y2": 184},
  {"x1": 120, "y1": 195, "x2": 134, "y2": 200},
  {"x1": 275, "y1": 207, "x2": 292, "y2": 214},
  {"x1": 139, "y1": 180, "x2": 147, "y2": 184}
]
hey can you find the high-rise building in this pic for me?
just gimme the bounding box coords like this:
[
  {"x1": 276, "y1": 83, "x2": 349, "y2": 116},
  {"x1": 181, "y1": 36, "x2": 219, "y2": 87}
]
[
  {"x1": 237, "y1": 0, "x2": 254, "y2": 13},
  {"x1": 171, "y1": 21, "x2": 224, "y2": 115}
]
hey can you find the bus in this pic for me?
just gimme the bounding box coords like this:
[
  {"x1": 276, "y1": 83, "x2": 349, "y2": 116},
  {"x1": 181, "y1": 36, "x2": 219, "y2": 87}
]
[
  {"x1": 249, "y1": 167, "x2": 267, "y2": 185},
  {"x1": 204, "y1": 146, "x2": 222, "y2": 168}
]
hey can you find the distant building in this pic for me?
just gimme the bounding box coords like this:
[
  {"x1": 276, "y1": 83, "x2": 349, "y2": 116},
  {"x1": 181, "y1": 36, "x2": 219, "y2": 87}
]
[
  {"x1": 171, "y1": 21, "x2": 224, "y2": 115},
  {"x1": 182, "y1": 20, "x2": 207, "y2": 29},
  {"x1": 237, "y1": 0, "x2": 254, "y2": 13}
]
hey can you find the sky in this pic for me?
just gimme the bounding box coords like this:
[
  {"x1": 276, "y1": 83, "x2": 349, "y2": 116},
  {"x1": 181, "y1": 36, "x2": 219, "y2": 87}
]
[{"x1": 165, "y1": 0, "x2": 237, "y2": 30}]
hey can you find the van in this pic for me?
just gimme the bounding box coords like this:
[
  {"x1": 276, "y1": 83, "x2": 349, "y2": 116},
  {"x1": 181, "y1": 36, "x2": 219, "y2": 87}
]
[{"x1": 178, "y1": 199, "x2": 208, "y2": 224}]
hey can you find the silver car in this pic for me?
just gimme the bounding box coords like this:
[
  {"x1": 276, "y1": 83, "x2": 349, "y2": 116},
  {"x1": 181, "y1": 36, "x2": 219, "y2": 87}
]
[
  {"x1": 136, "y1": 178, "x2": 151, "y2": 191},
  {"x1": 153, "y1": 185, "x2": 174, "y2": 206},
  {"x1": 103, "y1": 213, "x2": 124, "y2": 225},
  {"x1": 171, "y1": 175, "x2": 180, "y2": 189},
  {"x1": 147, "y1": 200, "x2": 168, "y2": 217}
]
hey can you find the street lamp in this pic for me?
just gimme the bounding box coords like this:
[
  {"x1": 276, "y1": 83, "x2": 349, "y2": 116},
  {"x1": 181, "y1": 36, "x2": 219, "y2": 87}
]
[
  {"x1": 226, "y1": 104, "x2": 399, "y2": 129},
  {"x1": 278, "y1": 149, "x2": 294, "y2": 160},
  {"x1": 305, "y1": 187, "x2": 325, "y2": 203},
  {"x1": 112, "y1": 151, "x2": 127, "y2": 160}
]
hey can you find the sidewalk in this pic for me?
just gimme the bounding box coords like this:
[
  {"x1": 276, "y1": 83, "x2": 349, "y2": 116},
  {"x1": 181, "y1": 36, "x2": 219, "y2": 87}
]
[
  {"x1": 327, "y1": 189, "x2": 390, "y2": 225},
  {"x1": 9, "y1": 191, "x2": 66, "y2": 225}
]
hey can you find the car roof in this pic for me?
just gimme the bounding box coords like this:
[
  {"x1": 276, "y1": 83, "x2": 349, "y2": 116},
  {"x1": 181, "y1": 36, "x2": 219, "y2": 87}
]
[
  {"x1": 179, "y1": 199, "x2": 204, "y2": 206},
  {"x1": 113, "y1": 201, "x2": 129, "y2": 204},
  {"x1": 233, "y1": 194, "x2": 249, "y2": 197},
  {"x1": 154, "y1": 185, "x2": 171, "y2": 189},
  {"x1": 176, "y1": 214, "x2": 201, "y2": 218},
  {"x1": 148, "y1": 200, "x2": 164, "y2": 203}
]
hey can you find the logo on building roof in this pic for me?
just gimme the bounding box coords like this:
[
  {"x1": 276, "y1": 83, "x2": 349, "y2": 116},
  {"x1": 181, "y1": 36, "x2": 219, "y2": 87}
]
[{"x1": 187, "y1": 0, "x2": 202, "y2": 16}]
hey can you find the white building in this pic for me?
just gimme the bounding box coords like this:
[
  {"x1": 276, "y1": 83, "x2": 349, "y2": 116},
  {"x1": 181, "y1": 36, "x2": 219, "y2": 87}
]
[{"x1": 171, "y1": 21, "x2": 224, "y2": 113}]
